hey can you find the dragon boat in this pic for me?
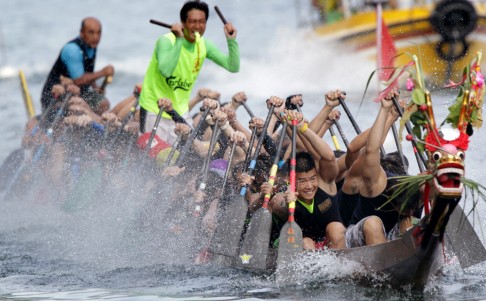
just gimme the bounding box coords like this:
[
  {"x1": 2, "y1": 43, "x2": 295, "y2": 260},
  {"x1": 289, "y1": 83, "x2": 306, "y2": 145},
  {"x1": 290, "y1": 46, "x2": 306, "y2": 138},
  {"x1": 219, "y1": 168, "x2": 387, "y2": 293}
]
[
  {"x1": 312, "y1": 0, "x2": 486, "y2": 85},
  {"x1": 210, "y1": 51, "x2": 486, "y2": 291}
]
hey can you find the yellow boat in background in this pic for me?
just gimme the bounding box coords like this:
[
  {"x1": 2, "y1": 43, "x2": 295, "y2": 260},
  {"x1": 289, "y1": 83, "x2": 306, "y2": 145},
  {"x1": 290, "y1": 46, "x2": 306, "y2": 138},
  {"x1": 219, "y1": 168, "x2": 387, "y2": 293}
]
[{"x1": 312, "y1": 0, "x2": 486, "y2": 85}]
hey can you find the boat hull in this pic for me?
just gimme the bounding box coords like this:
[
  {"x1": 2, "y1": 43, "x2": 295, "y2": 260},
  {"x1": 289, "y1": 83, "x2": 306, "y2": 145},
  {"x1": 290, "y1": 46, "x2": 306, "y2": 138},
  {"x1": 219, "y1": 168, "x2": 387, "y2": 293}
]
[{"x1": 335, "y1": 225, "x2": 442, "y2": 290}]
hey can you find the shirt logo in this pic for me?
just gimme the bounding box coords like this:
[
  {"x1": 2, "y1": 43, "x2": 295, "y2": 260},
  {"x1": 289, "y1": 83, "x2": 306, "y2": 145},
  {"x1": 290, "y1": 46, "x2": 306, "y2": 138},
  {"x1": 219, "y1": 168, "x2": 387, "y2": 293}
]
[
  {"x1": 166, "y1": 76, "x2": 192, "y2": 92},
  {"x1": 318, "y1": 198, "x2": 332, "y2": 213}
]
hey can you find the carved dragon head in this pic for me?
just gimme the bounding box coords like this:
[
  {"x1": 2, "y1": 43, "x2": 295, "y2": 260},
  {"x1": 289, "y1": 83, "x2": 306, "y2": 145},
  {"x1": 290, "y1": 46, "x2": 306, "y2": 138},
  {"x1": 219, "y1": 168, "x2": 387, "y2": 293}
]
[{"x1": 379, "y1": 51, "x2": 485, "y2": 217}]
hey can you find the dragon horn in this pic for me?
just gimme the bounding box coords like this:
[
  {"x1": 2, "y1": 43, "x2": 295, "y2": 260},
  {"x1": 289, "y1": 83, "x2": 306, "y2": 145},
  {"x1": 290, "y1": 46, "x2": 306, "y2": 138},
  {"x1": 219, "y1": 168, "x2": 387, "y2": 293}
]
[
  {"x1": 425, "y1": 90, "x2": 436, "y2": 130},
  {"x1": 458, "y1": 89, "x2": 470, "y2": 133}
]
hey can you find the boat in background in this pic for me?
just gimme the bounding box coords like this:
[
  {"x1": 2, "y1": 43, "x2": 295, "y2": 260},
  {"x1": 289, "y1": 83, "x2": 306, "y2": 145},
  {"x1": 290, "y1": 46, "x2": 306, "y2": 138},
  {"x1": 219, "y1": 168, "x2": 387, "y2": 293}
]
[{"x1": 312, "y1": 0, "x2": 486, "y2": 85}]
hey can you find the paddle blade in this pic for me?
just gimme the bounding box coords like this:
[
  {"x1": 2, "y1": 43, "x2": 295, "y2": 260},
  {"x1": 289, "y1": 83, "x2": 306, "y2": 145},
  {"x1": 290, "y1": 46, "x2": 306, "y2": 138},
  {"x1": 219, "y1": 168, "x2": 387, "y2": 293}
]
[
  {"x1": 275, "y1": 220, "x2": 303, "y2": 283},
  {"x1": 209, "y1": 194, "x2": 248, "y2": 258},
  {"x1": 445, "y1": 204, "x2": 486, "y2": 269},
  {"x1": 237, "y1": 207, "x2": 273, "y2": 271}
]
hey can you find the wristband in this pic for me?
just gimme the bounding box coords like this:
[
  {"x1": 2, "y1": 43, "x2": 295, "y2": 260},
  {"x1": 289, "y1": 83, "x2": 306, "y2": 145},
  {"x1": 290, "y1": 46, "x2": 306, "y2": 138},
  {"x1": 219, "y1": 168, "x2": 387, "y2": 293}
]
[
  {"x1": 299, "y1": 122, "x2": 309, "y2": 134},
  {"x1": 220, "y1": 121, "x2": 230, "y2": 130}
]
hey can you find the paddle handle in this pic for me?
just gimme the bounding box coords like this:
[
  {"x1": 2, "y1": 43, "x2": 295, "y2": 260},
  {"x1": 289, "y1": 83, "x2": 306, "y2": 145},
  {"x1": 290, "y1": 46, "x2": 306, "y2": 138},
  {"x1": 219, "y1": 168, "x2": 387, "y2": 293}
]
[
  {"x1": 19, "y1": 70, "x2": 36, "y2": 119},
  {"x1": 146, "y1": 107, "x2": 164, "y2": 154},
  {"x1": 240, "y1": 105, "x2": 275, "y2": 195},
  {"x1": 334, "y1": 120, "x2": 349, "y2": 149},
  {"x1": 329, "y1": 126, "x2": 342, "y2": 151},
  {"x1": 338, "y1": 95, "x2": 387, "y2": 156},
  {"x1": 149, "y1": 19, "x2": 171, "y2": 29},
  {"x1": 200, "y1": 120, "x2": 220, "y2": 186},
  {"x1": 214, "y1": 6, "x2": 227, "y2": 24},
  {"x1": 100, "y1": 75, "x2": 112, "y2": 95},
  {"x1": 105, "y1": 94, "x2": 139, "y2": 150},
  {"x1": 391, "y1": 96, "x2": 427, "y2": 172},
  {"x1": 338, "y1": 94, "x2": 361, "y2": 135},
  {"x1": 288, "y1": 119, "x2": 298, "y2": 222},
  {"x1": 177, "y1": 108, "x2": 211, "y2": 165},
  {"x1": 262, "y1": 123, "x2": 288, "y2": 208},
  {"x1": 33, "y1": 92, "x2": 72, "y2": 163},
  {"x1": 246, "y1": 105, "x2": 275, "y2": 176},
  {"x1": 242, "y1": 102, "x2": 255, "y2": 118},
  {"x1": 160, "y1": 133, "x2": 182, "y2": 170},
  {"x1": 221, "y1": 142, "x2": 237, "y2": 194},
  {"x1": 242, "y1": 128, "x2": 257, "y2": 172},
  {"x1": 262, "y1": 164, "x2": 279, "y2": 209},
  {"x1": 391, "y1": 123, "x2": 407, "y2": 172},
  {"x1": 48, "y1": 92, "x2": 72, "y2": 134}
]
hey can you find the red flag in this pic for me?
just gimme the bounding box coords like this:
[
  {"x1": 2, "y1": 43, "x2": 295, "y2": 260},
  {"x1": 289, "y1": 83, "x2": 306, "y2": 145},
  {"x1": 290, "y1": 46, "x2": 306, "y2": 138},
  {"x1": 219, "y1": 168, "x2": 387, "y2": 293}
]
[{"x1": 378, "y1": 17, "x2": 397, "y2": 81}]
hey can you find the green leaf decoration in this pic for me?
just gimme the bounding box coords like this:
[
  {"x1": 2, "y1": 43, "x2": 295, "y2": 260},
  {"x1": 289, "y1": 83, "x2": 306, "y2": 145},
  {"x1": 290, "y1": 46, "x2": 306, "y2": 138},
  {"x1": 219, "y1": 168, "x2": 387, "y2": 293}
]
[
  {"x1": 412, "y1": 88, "x2": 426, "y2": 105},
  {"x1": 378, "y1": 174, "x2": 433, "y2": 213},
  {"x1": 412, "y1": 125, "x2": 425, "y2": 153}
]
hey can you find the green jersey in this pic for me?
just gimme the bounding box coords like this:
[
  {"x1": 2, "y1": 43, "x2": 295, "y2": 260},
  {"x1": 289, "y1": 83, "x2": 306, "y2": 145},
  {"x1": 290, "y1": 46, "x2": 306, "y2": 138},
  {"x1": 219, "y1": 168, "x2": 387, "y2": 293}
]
[{"x1": 140, "y1": 32, "x2": 240, "y2": 119}]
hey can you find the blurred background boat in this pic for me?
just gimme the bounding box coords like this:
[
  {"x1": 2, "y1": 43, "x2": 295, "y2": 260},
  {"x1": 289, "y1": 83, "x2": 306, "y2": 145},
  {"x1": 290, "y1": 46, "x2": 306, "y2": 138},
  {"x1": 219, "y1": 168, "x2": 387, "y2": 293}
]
[{"x1": 307, "y1": 0, "x2": 486, "y2": 86}]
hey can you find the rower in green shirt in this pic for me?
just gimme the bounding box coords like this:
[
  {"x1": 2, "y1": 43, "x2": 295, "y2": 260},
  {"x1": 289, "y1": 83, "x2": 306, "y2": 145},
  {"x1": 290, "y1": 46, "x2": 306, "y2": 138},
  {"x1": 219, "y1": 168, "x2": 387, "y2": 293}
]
[{"x1": 140, "y1": 0, "x2": 240, "y2": 144}]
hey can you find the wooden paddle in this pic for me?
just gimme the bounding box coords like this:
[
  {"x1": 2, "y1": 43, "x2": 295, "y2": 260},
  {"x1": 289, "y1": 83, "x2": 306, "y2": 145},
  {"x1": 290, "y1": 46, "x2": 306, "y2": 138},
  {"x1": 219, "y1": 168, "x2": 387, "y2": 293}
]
[
  {"x1": 276, "y1": 118, "x2": 303, "y2": 283},
  {"x1": 2, "y1": 92, "x2": 72, "y2": 199},
  {"x1": 339, "y1": 94, "x2": 386, "y2": 156},
  {"x1": 241, "y1": 104, "x2": 275, "y2": 194},
  {"x1": 338, "y1": 94, "x2": 361, "y2": 134},
  {"x1": 390, "y1": 96, "x2": 426, "y2": 172},
  {"x1": 159, "y1": 133, "x2": 182, "y2": 171},
  {"x1": 19, "y1": 70, "x2": 36, "y2": 119},
  {"x1": 333, "y1": 120, "x2": 349, "y2": 149},
  {"x1": 390, "y1": 123, "x2": 407, "y2": 171},
  {"x1": 243, "y1": 128, "x2": 257, "y2": 170},
  {"x1": 106, "y1": 88, "x2": 140, "y2": 150},
  {"x1": 199, "y1": 120, "x2": 220, "y2": 188},
  {"x1": 99, "y1": 75, "x2": 113, "y2": 95},
  {"x1": 238, "y1": 122, "x2": 288, "y2": 270},
  {"x1": 221, "y1": 142, "x2": 237, "y2": 194},
  {"x1": 33, "y1": 92, "x2": 73, "y2": 163},
  {"x1": 208, "y1": 105, "x2": 275, "y2": 258},
  {"x1": 176, "y1": 107, "x2": 211, "y2": 165},
  {"x1": 328, "y1": 125, "x2": 342, "y2": 151},
  {"x1": 445, "y1": 204, "x2": 486, "y2": 269},
  {"x1": 145, "y1": 105, "x2": 165, "y2": 155},
  {"x1": 208, "y1": 142, "x2": 246, "y2": 258},
  {"x1": 191, "y1": 120, "x2": 224, "y2": 263},
  {"x1": 195, "y1": 141, "x2": 239, "y2": 265},
  {"x1": 242, "y1": 102, "x2": 255, "y2": 119}
]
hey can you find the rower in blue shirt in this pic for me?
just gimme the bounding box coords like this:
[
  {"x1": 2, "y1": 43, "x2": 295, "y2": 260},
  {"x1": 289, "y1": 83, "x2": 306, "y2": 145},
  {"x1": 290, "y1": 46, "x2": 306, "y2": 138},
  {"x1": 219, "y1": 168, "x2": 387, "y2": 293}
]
[{"x1": 40, "y1": 17, "x2": 114, "y2": 115}]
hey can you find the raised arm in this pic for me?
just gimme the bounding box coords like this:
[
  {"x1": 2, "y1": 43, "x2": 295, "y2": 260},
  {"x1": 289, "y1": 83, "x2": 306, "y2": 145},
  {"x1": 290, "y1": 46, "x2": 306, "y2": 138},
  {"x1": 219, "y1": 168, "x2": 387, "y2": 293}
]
[
  {"x1": 308, "y1": 90, "x2": 343, "y2": 134},
  {"x1": 360, "y1": 90, "x2": 398, "y2": 197},
  {"x1": 288, "y1": 110, "x2": 338, "y2": 184},
  {"x1": 205, "y1": 38, "x2": 240, "y2": 73}
]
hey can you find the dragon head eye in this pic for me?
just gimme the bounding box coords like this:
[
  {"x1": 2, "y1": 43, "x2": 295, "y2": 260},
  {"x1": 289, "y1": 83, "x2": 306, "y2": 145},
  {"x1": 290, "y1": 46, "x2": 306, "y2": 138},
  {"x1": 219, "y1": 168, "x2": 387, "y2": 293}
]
[
  {"x1": 432, "y1": 151, "x2": 442, "y2": 162},
  {"x1": 457, "y1": 151, "x2": 465, "y2": 160}
]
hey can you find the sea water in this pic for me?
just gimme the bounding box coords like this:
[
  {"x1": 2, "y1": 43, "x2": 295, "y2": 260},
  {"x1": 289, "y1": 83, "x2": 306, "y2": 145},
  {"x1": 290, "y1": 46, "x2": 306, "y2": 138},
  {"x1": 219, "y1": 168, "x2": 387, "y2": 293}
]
[{"x1": 0, "y1": 0, "x2": 486, "y2": 300}]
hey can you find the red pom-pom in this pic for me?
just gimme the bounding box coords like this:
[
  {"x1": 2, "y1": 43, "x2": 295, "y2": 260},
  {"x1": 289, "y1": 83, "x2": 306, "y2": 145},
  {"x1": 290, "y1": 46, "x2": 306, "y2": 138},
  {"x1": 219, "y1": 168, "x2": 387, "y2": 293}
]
[
  {"x1": 406, "y1": 134, "x2": 413, "y2": 141},
  {"x1": 425, "y1": 129, "x2": 470, "y2": 152},
  {"x1": 419, "y1": 104, "x2": 427, "y2": 111}
]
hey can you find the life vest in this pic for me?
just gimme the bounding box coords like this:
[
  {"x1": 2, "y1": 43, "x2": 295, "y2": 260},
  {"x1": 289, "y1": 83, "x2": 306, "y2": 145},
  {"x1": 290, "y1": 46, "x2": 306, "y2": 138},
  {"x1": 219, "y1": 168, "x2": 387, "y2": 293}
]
[{"x1": 40, "y1": 37, "x2": 96, "y2": 109}]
